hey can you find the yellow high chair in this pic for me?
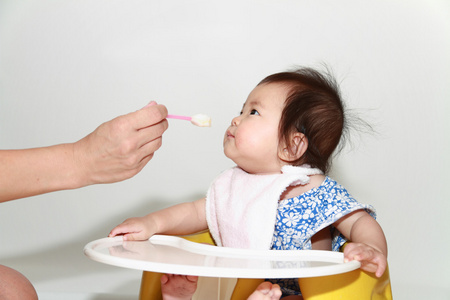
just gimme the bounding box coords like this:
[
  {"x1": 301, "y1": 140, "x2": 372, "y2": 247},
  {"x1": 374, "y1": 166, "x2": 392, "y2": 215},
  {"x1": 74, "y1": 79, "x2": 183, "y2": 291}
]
[{"x1": 138, "y1": 231, "x2": 392, "y2": 300}]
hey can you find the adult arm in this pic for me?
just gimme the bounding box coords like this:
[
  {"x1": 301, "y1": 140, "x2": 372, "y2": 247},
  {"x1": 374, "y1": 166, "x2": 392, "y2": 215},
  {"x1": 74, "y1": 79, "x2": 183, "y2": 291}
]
[{"x1": 0, "y1": 102, "x2": 168, "y2": 202}]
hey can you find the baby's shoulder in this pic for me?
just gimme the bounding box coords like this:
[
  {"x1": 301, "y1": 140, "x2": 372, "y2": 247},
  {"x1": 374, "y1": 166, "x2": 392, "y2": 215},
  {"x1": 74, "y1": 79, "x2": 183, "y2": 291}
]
[{"x1": 281, "y1": 174, "x2": 326, "y2": 200}]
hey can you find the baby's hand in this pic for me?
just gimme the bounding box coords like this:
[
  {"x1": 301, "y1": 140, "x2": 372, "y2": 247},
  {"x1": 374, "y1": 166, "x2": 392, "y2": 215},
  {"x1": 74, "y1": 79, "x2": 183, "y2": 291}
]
[
  {"x1": 108, "y1": 216, "x2": 156, "y2": 241},
  {"x1": 343, "y1": 242, "x2": 387, "y2": 277}
]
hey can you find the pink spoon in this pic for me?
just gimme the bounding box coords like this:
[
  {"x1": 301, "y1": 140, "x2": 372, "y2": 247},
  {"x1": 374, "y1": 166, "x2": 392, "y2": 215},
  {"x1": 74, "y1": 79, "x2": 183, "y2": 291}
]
[{"x1": 167, "y1": 114, "x2": 211, "y2": 127}]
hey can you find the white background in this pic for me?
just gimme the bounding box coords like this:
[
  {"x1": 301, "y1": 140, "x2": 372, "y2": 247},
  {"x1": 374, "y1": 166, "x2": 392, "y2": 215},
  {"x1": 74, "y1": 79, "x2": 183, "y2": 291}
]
[{"x1": 1, "y1": 1, "x2": 449, "y2": 299}]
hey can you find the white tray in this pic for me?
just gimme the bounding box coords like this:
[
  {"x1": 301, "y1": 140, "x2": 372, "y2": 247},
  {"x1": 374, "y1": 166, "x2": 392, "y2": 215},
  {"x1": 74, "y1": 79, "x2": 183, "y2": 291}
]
[{"x1": 84, "y1": 235, "x2": 360, "y2": 278}]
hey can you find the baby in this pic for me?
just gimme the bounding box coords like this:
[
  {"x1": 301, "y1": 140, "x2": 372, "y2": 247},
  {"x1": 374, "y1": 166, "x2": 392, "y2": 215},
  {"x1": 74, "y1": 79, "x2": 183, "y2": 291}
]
[{"x1": 110, "y1": 67, "x2": 387, "y2": 299}]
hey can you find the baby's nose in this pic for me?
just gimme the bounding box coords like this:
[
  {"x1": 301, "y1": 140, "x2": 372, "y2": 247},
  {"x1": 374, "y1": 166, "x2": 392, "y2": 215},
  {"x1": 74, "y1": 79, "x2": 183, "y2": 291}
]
[{"x1": 231, "y1": 116, "x2": 240, "y2": 126}]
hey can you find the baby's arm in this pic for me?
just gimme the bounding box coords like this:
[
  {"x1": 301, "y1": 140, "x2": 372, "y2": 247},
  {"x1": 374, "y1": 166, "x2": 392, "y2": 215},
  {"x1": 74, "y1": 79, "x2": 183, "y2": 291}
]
[
  {"x1": 109, "y1": 198, "x2": 207, "y2": 241},
  {"x1": 333, "y1": 210, "x2": 388, "y2": 277}
]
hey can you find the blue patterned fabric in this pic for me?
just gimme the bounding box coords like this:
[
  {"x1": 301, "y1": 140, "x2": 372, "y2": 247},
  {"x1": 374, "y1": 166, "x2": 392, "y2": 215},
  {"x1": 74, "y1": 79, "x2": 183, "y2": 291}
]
[{"x1": 269, "y1": 176, "x2": 376, "y2": 297}]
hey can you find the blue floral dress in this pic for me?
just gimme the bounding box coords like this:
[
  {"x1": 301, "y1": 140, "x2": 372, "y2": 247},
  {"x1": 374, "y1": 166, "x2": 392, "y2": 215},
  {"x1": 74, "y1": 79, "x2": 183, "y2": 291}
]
[{"x1": 269, "y1": 176, "x2": 376, "y2": 297}]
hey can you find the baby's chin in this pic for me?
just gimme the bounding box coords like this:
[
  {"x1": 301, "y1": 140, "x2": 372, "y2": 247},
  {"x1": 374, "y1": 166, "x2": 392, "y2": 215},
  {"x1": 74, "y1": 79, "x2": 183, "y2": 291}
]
[
  {"x1": 222, "y1": 150, "x2": 281, "y2": 174},
  {"x1": 222, "y1": 148, "x2": 235, "y2": 162}
]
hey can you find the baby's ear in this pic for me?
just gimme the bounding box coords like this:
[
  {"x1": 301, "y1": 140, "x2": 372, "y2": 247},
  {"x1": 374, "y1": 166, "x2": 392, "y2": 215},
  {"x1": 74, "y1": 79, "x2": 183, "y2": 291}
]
[{"x1": 279, "y1": 133, "x2": 308, "y2": 161}]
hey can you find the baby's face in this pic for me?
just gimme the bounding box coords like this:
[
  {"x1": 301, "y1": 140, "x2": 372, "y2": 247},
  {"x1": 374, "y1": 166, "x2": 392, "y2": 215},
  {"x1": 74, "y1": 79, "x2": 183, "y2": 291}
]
[{"x1": 223, "y1": 83, "x2": 289, "y2": 174}]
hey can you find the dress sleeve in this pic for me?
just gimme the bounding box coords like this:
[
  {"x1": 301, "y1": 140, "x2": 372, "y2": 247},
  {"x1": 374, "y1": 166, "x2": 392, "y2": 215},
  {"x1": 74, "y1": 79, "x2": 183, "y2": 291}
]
[{"x1": 314, "y1": 178, "x2": 376, "y2": 251}]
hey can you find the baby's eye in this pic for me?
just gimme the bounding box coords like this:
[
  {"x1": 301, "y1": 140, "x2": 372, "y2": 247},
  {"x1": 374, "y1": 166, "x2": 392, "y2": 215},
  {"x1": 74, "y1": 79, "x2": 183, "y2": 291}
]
[{"x1": 250, "y1": 109, "x2": 260, "y2": 115}]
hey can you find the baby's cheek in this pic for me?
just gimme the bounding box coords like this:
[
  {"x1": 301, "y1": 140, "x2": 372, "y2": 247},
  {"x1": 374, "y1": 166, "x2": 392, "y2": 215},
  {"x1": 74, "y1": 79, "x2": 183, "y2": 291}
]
[
  {"x1": 235, "y1": 130, "x2": 255, "y2": 148},
  {"x1": 234, "y1": 137, "x2": 253, "y2": 153}
]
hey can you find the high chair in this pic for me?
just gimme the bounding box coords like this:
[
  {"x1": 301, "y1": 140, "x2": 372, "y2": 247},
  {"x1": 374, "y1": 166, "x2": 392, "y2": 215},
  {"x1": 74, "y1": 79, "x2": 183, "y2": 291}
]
[{"x1": 138, "y1": 230, "x2": 392, "y2": 300}]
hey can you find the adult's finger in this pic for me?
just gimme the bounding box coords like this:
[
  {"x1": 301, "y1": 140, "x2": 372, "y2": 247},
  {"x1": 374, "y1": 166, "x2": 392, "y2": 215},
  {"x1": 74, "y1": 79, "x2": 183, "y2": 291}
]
[
  {"x1": 136, "y1": 120, "x2": 168, "y2": 148},
  {"x1": 132, "y1": 104, "x2": 168, "y2": 130}
]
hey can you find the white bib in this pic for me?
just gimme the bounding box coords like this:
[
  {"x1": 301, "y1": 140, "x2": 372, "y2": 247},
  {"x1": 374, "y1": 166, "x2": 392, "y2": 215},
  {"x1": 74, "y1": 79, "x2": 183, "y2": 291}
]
[{"x1": 205, "y1": 165, "x2": 323, "y2": 249}]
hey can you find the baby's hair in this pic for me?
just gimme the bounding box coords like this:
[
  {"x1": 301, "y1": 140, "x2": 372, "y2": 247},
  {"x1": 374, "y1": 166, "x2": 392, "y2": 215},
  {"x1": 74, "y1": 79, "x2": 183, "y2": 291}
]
[{"x1": 259, "y1": 66, "x2": 346, "y2": 173}]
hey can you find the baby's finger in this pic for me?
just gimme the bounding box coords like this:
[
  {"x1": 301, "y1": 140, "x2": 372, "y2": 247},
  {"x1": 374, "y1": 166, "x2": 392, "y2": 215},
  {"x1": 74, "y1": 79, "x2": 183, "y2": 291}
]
[
  {"x1": 354, "y1": 248, "x2": 375, "y2": 261},
  {"x1": 109, "y1": 223, "x2": 139, "y2": 237},
  {"x1": 344, "y1": 244, "x2": 372, "y2": 261},
  {"x1": 123, "y1": 232, "x2": 146, "y2": 241},
  {"x1": 108, "y1": 226, "x2": 126, "y2": 237},
  {"x1": 359, "y1": 261, "x2": 379, "y2": 274},
  {"x1": 374, "y1": 258, "x2": 387, "y2": 277},
  {"x1": 354, "y1": 252, "x2": 387, "y2": 277}
]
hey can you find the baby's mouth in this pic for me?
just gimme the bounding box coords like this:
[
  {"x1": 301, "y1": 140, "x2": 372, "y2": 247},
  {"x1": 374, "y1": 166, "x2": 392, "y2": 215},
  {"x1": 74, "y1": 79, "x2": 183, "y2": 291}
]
[{"x1": 226, "y1": 130, "x2": 235, "y2": 138}]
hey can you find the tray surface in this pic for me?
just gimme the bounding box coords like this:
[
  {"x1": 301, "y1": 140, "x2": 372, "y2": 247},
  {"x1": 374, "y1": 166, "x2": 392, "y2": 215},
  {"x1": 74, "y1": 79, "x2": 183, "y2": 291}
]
[{"x1": 84, "y1": 235, "x2": 360, "y2": 278}]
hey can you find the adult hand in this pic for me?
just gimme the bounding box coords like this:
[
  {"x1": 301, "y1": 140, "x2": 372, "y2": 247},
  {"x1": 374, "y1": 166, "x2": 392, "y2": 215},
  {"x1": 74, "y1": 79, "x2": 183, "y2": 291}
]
[
  {"x1": 0, "y1": 102, "x2": 168, "y2": 202},
  {"x1": 73, "y1": 102, "x2": 168, "y2": 186}
]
